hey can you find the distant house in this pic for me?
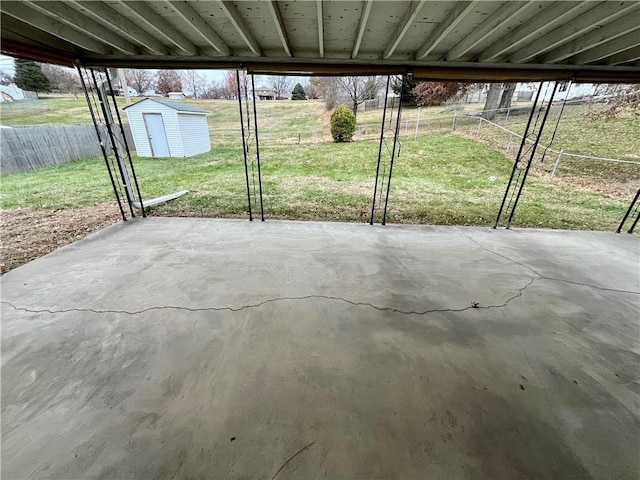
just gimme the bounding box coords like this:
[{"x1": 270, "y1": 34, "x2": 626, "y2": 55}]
[
  {"x1": 107, "y1": 85, "x2": 139, "y2": 97},
  {"x1": 124, "y1": 98, "x2": 210, "y2": 158},
  {"x1": 537, "y1": 82, "x2": 598, "y2": 102},
  {"x1": 168, "y1": 92, "x2": 185, "y2": 100},
  {"x1": 254, "y1": 88, "x2": 276, "y2": 100},
  {"x1": 0, "y1": 84, "x2": 36, "y2": 102}
]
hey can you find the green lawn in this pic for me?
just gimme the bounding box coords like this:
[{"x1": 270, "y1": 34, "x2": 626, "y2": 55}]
[
  {"x1": 482, "y1": 104, "x2": 640, "y2": 160},
  {"x1": 0, "y1": 95, "x2": 144, "y2": 125},
  {"x1": 3, "y1": 96, "x2": 637, "y2": 159},
  {"x1": 1, "y1": 133, "x2": 630, "y2": 231},
  {"x1": 1, "y1": 95, "x2": 636, "y2": 231}
]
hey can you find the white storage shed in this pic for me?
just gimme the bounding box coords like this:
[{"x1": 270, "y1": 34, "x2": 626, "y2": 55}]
[{"x1": 124, "y1": 98, "x2": 210, "y2": 158}]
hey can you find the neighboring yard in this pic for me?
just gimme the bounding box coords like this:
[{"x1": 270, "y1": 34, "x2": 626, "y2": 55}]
[{"x1": 1, "y1": 96, "x2": 638, "y2": 273}]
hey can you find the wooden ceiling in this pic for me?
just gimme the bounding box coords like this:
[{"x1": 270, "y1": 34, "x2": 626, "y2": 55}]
[{"x1": 2, "y1": 1, "x2": 639, "y2": 82}]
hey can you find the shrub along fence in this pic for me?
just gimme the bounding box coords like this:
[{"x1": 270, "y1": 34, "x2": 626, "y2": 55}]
[{"x1": 0, "y1": 123, "x2": 133, "y2": 174}]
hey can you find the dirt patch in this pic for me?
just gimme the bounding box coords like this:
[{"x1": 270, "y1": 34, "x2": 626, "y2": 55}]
[{"x1": 1, "y1": 202, "x2": 121, "y2": 274}]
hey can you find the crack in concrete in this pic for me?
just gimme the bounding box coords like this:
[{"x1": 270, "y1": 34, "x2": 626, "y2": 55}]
[
  {"x1": 271, "y1": 441, "x2": 316, "y2": 480},
  {"x1": 2, "y1": 279, "x2": 535, "y2": 318},
  {"x1": 4, "y1": 232, "x2": 635, "y2": 318},
  {"x1": 457, "y1": 230, "x2": 640, "y2": 295}
]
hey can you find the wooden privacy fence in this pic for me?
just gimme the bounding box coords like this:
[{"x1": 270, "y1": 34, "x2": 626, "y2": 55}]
[{"x1": 0, "y1": 123, "x2": 133, "y2": 174}]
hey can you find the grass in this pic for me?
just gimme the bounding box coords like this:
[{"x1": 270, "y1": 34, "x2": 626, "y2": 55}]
[
  {"x1": 1, "y1": 95, "x2": 636, "y2": 232},
  {"x1": 2, "y1": 95, "x2": 635, "y2": 273},
  {"x1": 1, "y1": 132, "x2": 630, "y2": 231},
  {"x1": 0, "y1": 95, "x2": 143, "y2": 125},
  {"x1": 3, "y1": 96, "x2": 637, "y2": 158},
  {"x1": 484, "y1": 104, "x2": 640, "y2": 159}
]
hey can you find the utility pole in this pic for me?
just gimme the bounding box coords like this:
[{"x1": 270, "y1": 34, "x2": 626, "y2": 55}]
[{"x1": 118, "y1": 68, "x2": 131, "y2": 105}]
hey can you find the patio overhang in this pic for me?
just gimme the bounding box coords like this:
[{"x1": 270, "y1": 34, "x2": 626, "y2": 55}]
[{"x1": 1, "y1": 1, "x2": 639, "y2": 82}]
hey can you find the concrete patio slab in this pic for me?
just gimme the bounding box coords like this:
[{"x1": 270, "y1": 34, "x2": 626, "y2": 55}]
[{"x1": 2, "y1": 218, "x2": 639, "y2": 479}]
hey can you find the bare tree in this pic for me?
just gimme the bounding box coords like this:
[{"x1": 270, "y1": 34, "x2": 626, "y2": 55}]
[
  {"x1": 585, "y1": 83, "x2": 640, "y2": 120},
  {"x1": 181, "y1": 70, "x2": 206, "y2": 99},
  {"x1": 269, "y1": 75, "x2": 292, "y2": 99},
  {"x1": 40, "y1": 63, "x2": 80, "y2": 92},
  {"x1": 481, "y1": 83, "x2": 516, "y2": 120},
  {"x1": 155, "y1": 70, "x2": 182, "y2": 95},
  {"x1": 412, "y1": 82, "x2": 471, "y2": 107},
  {"x1": 336, "y1": 76, "x2": 381, "y2": 116},
  {"x1": 125, "y1": 69, "x2": 154, "y2": 95},
  {"x1": 201, "y1": 79, "x2": 225, "y2": 99},
  {"x1": 481, "y1": 83, "x2": 503, "y2": 120},
  {"x1": 222, "y1": 71, "x2": 239, "y2": 99},
  {"x1": 499, "y1": 82, "x2": 516, "y2": 109},
  {"x1": 305, "y1": 81, "x2": 319, "y2": 99},
  {"x1": 314, "y1": 77, "x2": 340, "y2": 110}
]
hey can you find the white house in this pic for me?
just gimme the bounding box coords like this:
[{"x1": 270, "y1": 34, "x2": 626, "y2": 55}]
[
  {"x1": 124, "y1": 98, "x2": 210, "y2": 158},
  {"x1": 168, "y1": 92, "x2": 185, "y2": 100},
  {"x1": 537, "y1": 82, "x2": 598, "y2": 102}
]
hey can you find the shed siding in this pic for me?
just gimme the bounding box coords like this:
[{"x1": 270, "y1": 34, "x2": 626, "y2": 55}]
[
  {"x1": 178, "y1": 113, "x2": 211, "y2": 157},
  {"x1": 125, "y1": 102, "x2": 184, "y2": 157}
]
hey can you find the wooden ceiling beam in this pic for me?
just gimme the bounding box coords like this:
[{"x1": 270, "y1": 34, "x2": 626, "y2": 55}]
[
  {"x1": 445, "y1": 2, "x2": 534, "y2": 61},
  {"x1": 168, "y1": 1, "x2": 231, "y2": 56},
  {"x1": 541, "y1": 6, "x2": 640, "y2": 63},
  {"x1": 116, "y1": 1, "x2": 198, "y2": 55},
  {"x1": 479, "y1": 2, "x2": 589, "y2": 63},
  {"x1": 1, "y1": 1, "x2": 110, "y2": 54},
  {"x1": 316, "y1": 0, "x2": 324, "y2": 59},
  {"x1": 509, "y1": 1, "x2": 638, "y2": 63},
  {"x1": 383, "y1": 1, "x2": 426, "y2": 59},
  {"x1": 31, "y1": 1, "x2": 139, "y2": 55},
  {"x1": 573, "y1": 33, "x2": 640, "y2": 65},
  {"x1": 352, "y1": 0, "x2": 373, "y2": 59},
  {"x1": 219, "y1": 1, "x2": 263, "y2": 56},
  {"x1": 266, "y1": 1, "x2": 292, "y2": 57},
  {"x1": 70, "y1": 1, "x2": 170, "y2": 55},
  {"x1": 416, "y1": 1, "x2": 479, "y2": 60}
]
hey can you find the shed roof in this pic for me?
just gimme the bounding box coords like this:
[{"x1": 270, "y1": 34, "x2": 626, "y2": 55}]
[
  {"x1": 1, "y1": 1, "x2": 639, "y2": 82},
  {"x1": 124, "y1": 98, "x2": 208, "y2": 114}
]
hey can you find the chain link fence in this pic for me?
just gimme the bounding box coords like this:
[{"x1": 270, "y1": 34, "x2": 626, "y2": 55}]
[{"x1": 209, "y1": 101, "x2": 638, "y2": 201}]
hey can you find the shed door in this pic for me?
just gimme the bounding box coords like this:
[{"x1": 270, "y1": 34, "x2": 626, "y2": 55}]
[{"x1": 143, "y1": 113, "x2": 170, "y2": 157}]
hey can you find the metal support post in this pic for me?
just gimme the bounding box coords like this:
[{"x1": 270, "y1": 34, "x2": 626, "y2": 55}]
[
  {"x1": 76, "y1": 63, "x2": 126, "y2": 221},
  {"x1": 505, "y1": 82, "x2": 559, "y2": 228},
  {"x1": 541, "y1": 78, "x2": 574, "y2": 163},
  {"x1": 91, "y1": 69, "x2": 135, "y2": 218},
  {"x1": 104, "y1": 71, "x2": 145, "y2": 217},
  {"x1": 236, "y1": 69, "x2": 264, "y2": 221},
  {"x1": 382, "y1": 74, "x2": 407, "y2": 226},
  {"x1": 494, "y1": 82, "x2": 546, "y2": 229},
  {"x1": 493, "y1": 82, "x2": 558, "y2": 228},
  {"x1": 370, "y1": 75, "x2": 391, "y2": 225},
  {"x1": 250, "y1": 74, "x2": 264, "y2": 221},
  {"x1": 237, "y1": 70, "x2": 253, "y2": 221},
  {"x1": 629, "y1": 209, "x2": 640, "y2": 234},
  {"x1": 617, "y1": 188, "x2": 640, "y2": 234}
]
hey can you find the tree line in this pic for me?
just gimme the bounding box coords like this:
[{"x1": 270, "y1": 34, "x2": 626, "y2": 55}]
[{"x1": 3, "y1": 59, "x2": 637, "y2": 121}]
